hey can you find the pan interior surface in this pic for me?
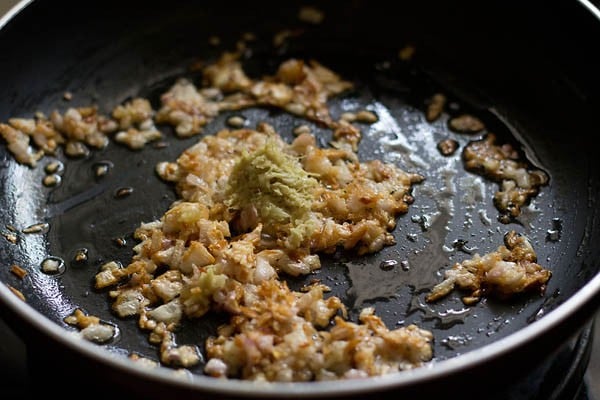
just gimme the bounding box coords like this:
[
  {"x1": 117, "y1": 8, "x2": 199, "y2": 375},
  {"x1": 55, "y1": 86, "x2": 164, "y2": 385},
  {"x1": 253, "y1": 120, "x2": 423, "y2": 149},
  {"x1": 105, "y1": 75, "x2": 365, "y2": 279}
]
[{"x1": 1, "y1": 0, "x2": 599, "y2": 396}]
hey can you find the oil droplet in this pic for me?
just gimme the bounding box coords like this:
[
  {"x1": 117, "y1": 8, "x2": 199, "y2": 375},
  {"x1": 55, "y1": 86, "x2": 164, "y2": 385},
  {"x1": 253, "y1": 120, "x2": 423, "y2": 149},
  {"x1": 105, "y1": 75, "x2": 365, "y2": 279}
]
[
  {"x1": 528, "y1": 308, "x2": 545, "y2": 322},
  {"x1": 153, "y1": 141, "x2": 169, "y2": 149},
  {"x1": 403, "y1": 207, "x2": 453, "y2": 291},
  {"x1": 115, "y1": 187, "x2": 134, "y2": 198},
  {"x1": 43, "y1": 174, "x2": 62, "y2": 187},
  {"x1": 113, "y1": 237, "x2": 127, "y2": 247},
  {"x1": 478, "y1": 209, "x2": 492, "y2": 226},
  {"x1": 408, "y1": 297, "x2": 470, "y2": 328},
  {"x1": 41, "y1": 256, "x2": 65, "y2": 275},
  {"x1": 22, "y1": 222, "x2": 50, "y2": 234},
  {"x1": 345, "y1": 261, "x2": 404, "y2": 308},
  {"x1": 452, "y1": 239, "x2": 477, "y2": 254},
  {"x1": 411, "y1": 214, "x2": 433, "y2": 231},
  {"x1": 73, "y1": 248, "x2": 89, "y2": 263},
  {"x1": 516, "y1": 202, "x2": 543, "y2": 230},
  {"x1": 526, "y1": 290, "x2": 560, "y2": 323},
  {"x1": 374, "y1": 60, "x2": 391, "y2": 71},
  {"x1": 44, "y1": 160, "x2": 64, "y2": 175},
  {"x1": 441, "y1": 334, "x2": 473, "y2": 350},
  {"x1": 93, "y1": 161, "x2": 114, "y2": 178},
  {"x1": 226, "y1": 115, "x2": 246, "y2": 128},
  {"x1": 546, "y1": 218, "x2": 562, "y2": 242},
  {"x1": 379, "y1": 259, "x2": 398, "y2": 271}
]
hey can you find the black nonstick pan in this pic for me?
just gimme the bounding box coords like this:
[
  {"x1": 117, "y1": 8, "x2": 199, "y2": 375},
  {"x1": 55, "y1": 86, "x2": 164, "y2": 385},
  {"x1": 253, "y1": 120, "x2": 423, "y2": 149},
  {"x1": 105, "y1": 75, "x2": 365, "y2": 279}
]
[{"x1": 1, "y1": 0, "x2": 600, "y2": 398}]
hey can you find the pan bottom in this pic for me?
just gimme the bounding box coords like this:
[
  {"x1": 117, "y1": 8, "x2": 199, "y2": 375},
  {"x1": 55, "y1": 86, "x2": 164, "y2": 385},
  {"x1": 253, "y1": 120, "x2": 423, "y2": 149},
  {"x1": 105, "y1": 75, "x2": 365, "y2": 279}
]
[{"x1": 1, "y1": 0, "x2": 599, "y2": 394}]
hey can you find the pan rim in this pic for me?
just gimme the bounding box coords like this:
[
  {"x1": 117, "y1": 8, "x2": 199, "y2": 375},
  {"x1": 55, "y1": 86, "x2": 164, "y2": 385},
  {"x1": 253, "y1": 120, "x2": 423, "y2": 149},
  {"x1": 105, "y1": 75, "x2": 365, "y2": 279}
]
[
  {"x1": 1, "y1": 0, "x2": 600, "y2": 396},
  {"x1": 0, "y1": 0, "x2": 31, "y2": 31},
  {"x1": 578, "y1": 0, "x2": 600, "y2": 20},
  {"x1": 1, "y1": 272, "x2": 599, "y2": 397}
]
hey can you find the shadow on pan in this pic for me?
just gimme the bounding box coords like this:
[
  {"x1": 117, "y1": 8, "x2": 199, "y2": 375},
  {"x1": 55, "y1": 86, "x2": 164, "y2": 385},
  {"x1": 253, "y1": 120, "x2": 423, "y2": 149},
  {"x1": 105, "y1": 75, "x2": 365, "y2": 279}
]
[{"x1": 0, "y1": 0, "x2": 599, "y2": 398}]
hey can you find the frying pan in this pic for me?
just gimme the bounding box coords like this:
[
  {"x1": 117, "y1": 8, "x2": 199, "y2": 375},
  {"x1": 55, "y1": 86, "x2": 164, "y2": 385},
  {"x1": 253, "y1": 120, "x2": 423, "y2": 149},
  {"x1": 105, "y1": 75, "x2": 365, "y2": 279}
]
[{"x1": 1, "y1": 0, "x2": 599, "y2": 398}]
